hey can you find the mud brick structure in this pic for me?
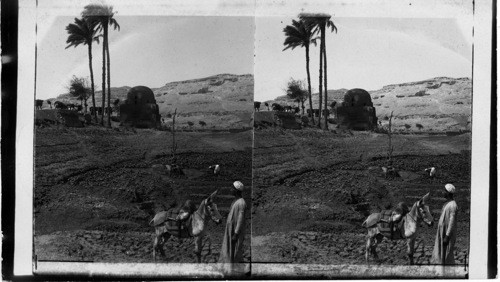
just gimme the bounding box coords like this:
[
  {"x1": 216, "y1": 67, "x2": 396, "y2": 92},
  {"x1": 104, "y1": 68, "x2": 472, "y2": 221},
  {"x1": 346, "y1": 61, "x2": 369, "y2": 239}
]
[
  {"x1": 35, "y1": 109, "x2": 83, "y2": 127},
  {"x1": 119, "y1": 86, "x2": 161, "y2": 128},
  {"x1": 254, "y1": 111, "x2": 301, "y2": 129},
  {"x1": 335, "y1": 88, "x2": 378, "y2": 130}
]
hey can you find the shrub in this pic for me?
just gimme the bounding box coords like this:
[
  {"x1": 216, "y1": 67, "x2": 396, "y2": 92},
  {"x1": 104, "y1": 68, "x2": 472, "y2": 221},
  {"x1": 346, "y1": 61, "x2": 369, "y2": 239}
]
[
  {"x1": 198, "y1": 87, "x2": 209, "y2": 94},
  {"x1": 414, "y1": 90, "x2": 428, "y2": 97}
]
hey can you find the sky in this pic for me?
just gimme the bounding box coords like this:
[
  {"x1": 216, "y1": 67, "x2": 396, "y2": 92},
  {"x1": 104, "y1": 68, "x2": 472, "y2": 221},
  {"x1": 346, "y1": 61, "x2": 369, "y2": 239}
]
[
  {"x1": 35, "y1": 1, "x2": 473, "y2": 101},
  {"x1": 36, "y1": 14, "x2": 254, "y2": 99},
  {"x1": 255, "y1": 16, "x2": 473, "y2": 102}
]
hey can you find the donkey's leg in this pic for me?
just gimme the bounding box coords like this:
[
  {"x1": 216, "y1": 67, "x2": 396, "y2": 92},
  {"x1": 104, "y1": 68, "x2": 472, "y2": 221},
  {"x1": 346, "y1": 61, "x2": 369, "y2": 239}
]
[
  {"x1": 371, "y1": 234, "x2": 383, "y2": 260},
  {"x1": 365, "y1": 235, "x2": 373, "y2": 262},
  {"x1": 194, "y1": 235, "x2": 203, "y2": 263},
  {"x1": 203, "y1": 236, "x2": 212, "y2": 262},
  {"x1": 153, "y1": 232, "x2": 162, "y2": 261},
  {"x1": 407, "y1": 237, "x2": 415, "y2": 265}
]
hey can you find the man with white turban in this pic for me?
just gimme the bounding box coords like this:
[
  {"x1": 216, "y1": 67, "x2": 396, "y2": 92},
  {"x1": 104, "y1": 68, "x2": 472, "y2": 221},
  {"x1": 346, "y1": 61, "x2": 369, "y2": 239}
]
[
  {"x1": 219, "y1": 181, "x2": 247, "y2": 273},
  {"x1": 431, "y1": 183, "x2": 458, "y2": 265}
]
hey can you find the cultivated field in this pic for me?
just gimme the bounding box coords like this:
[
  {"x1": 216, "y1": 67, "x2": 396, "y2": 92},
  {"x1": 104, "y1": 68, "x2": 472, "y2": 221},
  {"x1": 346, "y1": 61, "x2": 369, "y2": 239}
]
[
  {"x1": 34, "y1": 126, "x2": 252, "y2": 263},
  {"x1": 252, "y1": 128, "x2": 470, "y2": 265}
]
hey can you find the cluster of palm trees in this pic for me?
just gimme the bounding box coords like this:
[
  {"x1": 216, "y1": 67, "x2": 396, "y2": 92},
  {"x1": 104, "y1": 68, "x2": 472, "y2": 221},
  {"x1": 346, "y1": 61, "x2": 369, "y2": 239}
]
[
  {"x1": 65, "y1": 3, "x2": 120, "y2": 127},
  {"x1": 283, "y1": 13, "x2": 337, "y2": 130}
]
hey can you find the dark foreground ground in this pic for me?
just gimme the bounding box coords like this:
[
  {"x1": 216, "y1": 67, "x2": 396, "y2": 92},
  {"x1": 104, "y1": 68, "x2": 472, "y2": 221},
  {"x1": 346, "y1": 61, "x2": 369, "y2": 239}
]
[
  {"x1": 34, "y1": 126, "x2": 252, "y2": 263},
  {"x1": 252, "y1": 128, "x2": 470, "y2": 266}
]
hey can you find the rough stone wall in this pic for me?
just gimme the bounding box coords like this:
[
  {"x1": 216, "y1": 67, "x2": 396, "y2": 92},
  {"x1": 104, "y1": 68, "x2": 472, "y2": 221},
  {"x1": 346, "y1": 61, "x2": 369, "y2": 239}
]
[{"x1": 35, "y1": 109, "x2": 84, "y2": 127}]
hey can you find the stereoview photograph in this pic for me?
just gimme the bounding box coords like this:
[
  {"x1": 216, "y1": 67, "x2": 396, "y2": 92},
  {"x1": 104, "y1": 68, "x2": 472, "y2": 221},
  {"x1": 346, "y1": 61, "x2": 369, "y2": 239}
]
[
  {"x1": 33, "y1": 2, "x2": 253, "y2": 276},
  {"x1": 252, "y1": 12, "x2": 472, "y2": 277}
]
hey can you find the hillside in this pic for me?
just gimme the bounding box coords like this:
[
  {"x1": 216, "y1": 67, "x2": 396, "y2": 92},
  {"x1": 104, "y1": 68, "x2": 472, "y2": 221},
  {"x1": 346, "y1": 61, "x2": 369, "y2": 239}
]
[
  {"x1": 48, "y1": 74, "x2": 254, "y2": 129},
  {"x1": 261, "y1": 77, "x2": 472, "y2": 132}
]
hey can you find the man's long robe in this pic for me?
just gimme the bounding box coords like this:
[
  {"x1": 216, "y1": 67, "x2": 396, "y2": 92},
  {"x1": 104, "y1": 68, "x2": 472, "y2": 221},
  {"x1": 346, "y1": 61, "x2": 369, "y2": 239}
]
[
  {"x1": 219, "y1": 197, "x2": 246, "y2": 264},
  {"x1": 431, "y1": 200, "x2": 458, "y2": 265}
]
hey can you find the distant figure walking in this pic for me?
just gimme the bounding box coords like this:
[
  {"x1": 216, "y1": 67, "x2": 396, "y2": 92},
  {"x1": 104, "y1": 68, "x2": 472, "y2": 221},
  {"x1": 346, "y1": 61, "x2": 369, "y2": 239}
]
[
  {"x1": 219, "y1": 181, "x2": 247, "y2": 273},
  {"x1": 431, "y1": 183, "x2": 458, "y2": 265},
  {"x1": 425, "y1": 167, "x2": 437, "y2": 178},
  {"x1": 209, "y1": 164, "x2": 221, "y2": 176}
]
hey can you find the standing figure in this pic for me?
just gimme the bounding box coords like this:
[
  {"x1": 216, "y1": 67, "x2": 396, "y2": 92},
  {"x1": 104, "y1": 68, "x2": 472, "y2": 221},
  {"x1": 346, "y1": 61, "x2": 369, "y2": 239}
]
[
  {"x1": 425, "y1": 167, "x2": 437, "y2": 178},
  {"x1": 209, "y1": 164, "x2": 221, "y2": 176},
  {"x1": 431, "y1": 183, "x2": 458, "y2": 265},
  {"x1": 219, "y1": 181, "x2": 247, "y2": 273}
]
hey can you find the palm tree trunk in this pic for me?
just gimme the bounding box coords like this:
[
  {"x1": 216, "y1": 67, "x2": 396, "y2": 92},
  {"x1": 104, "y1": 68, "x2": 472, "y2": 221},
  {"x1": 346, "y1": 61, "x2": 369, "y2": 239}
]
[
  {"x1": 318, "y1": 36, "x2": 323, "y2": 129},
  {"x1": 322, "y1": 25, "x2": 328, "y2": 130},
  {"x1": 305, "y1": 45, "x2": 315, "y2": 125},
  {"x1": 88, "y1": 44, "x2": 97, "y2": 123},
  {"x1": 101, "y1": 29, "x2": 106, "y2": 126},
  {"x1": 106, "y1": 25, "x2": 111, "y2": 128}
]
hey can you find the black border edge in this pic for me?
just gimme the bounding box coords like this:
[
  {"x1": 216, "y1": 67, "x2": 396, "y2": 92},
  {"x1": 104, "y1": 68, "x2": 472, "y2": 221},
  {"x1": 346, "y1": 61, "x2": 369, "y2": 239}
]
[
  {"x1": 487, "y1": 0, "x2": 498, "y2": 278},
  {"x1": 1, "y1": 0, "x2": 19, "y2": 280}
]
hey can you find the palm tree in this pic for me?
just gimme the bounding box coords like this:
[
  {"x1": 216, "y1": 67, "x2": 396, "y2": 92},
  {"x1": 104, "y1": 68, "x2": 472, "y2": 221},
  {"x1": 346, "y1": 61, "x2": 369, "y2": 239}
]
[
  {"x1": 283, "y1": 19, "x2": 318, "y2": 125},
  {"x1": 82, "y1": 3, "x2": 120, "y2": 127},
  {"x1": 65, "y1": 17, "x2": 100, "y2": 123},
  {"x1": 301, "y1": 13, "x2": 337, "y2": 129}
]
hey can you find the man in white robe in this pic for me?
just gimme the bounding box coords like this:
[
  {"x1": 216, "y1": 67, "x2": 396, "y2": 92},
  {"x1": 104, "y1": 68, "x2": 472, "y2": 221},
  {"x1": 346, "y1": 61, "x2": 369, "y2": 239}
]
[
  {"x1": 431, "y1": 183, "x2": 458, "y2": 265},
  {"x1": 219, "y1": 181, "x2": 247, "y2": 274}
]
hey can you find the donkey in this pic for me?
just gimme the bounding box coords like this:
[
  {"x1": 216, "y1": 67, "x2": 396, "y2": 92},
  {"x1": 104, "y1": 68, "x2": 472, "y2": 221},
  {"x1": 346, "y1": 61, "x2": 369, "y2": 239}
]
[
  {"x1": 150, "y1": 190, "x2": 223, "y2": 262},
  {"x1": 362, "y1": 193, "x2": 434, "y2": 265}
]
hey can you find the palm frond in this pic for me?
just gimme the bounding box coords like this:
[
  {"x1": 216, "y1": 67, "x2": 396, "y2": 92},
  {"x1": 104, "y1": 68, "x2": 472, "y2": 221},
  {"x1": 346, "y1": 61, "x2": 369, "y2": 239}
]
[
  {"x1": 65, "y1": 16, "x2": 101, "y2": 48},
  {"x1": 109, "y1": 18, "x2": 120, "y2": 31},
  {"x1": 326, "y1": 20, "x2": 338, "y2": 33},
  {"x1": 283, "y1": 18, "x2": 316, "y2": 51}
]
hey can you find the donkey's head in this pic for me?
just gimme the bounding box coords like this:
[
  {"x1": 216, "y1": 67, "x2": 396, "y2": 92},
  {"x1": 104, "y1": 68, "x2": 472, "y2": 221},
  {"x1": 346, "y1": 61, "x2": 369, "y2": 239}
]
[
  {"x1": 204, "y1": 189, "x2": 223, "y2": 224},
  {"x1": 416, "y1": 192, "x2": 434, "y2": 227}
]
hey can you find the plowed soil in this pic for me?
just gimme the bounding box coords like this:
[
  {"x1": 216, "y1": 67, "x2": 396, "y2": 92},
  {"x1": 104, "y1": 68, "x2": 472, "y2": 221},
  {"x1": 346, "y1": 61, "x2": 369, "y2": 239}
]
[
  {"x1": 252, "y1": 128, "x2": 470, "y2": 266},
  {"x1": 34, "y1": 126, "x2": 252, "y2": 263}
]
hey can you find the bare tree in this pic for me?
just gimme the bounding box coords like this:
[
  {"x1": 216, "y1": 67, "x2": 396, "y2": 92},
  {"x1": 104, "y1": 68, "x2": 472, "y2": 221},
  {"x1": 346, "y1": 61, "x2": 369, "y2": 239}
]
[
  {"x1": 67, "y1": 75, "x2": 91, "y2": 113},
  {"x1": 170, "y1": 108, "x2": 178, "y2": 162},
  {"x1": 285, "y1": 78, "x2": 309, "y2": 115},
  {"x1": 387, "y1": 111, "x2": 394, "y2": 165}
]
